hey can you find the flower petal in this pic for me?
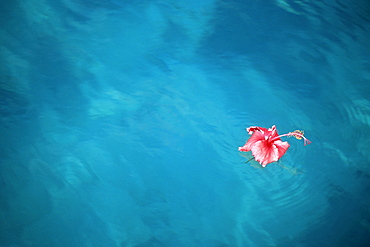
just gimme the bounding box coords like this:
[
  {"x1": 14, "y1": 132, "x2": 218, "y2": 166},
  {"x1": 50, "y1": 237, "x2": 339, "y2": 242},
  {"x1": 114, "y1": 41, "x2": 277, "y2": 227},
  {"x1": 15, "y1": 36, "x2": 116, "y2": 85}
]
[
  {"x1": 251, "y1": 139, "x2": 290, "y2": 167},
  {"x1": 268, "y1": 125, "x2": 279, "y2": 138},
  {"x1": 238, "y1": 130, "x2": 265, "y2": 152},
  {"x1": 273, "y1": 140, "x2": 290, "y2": 160},
  {"x1": 246, "y1": 126, "x2": 268, "y2": 135}
]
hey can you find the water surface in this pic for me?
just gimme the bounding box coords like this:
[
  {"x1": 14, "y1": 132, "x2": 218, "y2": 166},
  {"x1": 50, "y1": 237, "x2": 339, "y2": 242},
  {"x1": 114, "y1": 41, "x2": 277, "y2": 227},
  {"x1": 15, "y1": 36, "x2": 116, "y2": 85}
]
[{"x1": 1, "y1": 0, "x2": 370, "y2": 246}]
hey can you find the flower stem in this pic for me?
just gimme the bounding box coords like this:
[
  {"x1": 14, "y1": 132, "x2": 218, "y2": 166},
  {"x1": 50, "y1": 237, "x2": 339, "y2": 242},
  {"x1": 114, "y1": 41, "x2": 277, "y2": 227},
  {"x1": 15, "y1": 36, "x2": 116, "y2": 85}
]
[{"x1": 245, "y1": 157, "x2": 255, "y2": 164}]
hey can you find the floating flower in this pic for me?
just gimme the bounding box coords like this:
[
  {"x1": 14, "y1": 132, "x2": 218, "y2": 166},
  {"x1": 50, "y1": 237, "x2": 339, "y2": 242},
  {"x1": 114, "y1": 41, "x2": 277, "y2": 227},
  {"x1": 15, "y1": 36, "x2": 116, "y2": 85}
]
[{"x1": 239, "y1": 125, "x2": 311, "y2": 167}]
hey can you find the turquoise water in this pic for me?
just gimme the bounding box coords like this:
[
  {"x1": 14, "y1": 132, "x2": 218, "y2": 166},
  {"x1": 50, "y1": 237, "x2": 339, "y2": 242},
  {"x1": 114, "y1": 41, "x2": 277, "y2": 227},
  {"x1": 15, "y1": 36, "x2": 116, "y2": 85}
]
[{"x1": 1, "y1": 0, "x2": 370, "y2": 246}]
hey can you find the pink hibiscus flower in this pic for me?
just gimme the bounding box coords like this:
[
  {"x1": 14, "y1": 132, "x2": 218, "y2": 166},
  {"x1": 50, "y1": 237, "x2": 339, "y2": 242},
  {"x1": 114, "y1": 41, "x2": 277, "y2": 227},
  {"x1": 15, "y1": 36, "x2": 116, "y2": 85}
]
[{"x1": 239, "y1": 125, "x2": 311, "y2": 167}]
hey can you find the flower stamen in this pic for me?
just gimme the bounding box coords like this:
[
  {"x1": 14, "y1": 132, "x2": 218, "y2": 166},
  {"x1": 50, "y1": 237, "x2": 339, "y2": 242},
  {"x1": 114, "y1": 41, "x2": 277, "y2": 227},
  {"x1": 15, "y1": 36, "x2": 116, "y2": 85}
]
[
  {"x1": 274, "y1": 130, "x2": 312, "y2": 145},
  {"x1": 290, "y1": 130, "x2": 304, "y2": 140}
]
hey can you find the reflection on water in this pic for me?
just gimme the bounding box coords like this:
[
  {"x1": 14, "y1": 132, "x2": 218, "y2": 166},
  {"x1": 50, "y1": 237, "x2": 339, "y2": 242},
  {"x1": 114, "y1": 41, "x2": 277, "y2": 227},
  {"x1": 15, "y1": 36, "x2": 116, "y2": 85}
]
[{"x1": 0, "y1": 0, "x2": 369, "y2": 246}]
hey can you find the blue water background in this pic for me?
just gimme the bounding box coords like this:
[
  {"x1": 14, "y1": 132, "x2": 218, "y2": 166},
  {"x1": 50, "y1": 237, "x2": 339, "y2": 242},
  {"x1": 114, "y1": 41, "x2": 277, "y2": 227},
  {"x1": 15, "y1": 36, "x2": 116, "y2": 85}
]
[{"x1": 1, "y1": 0, "x2": 370, "y2": 246}]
